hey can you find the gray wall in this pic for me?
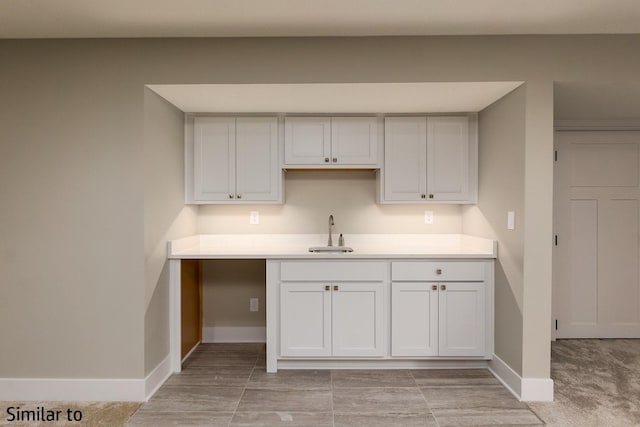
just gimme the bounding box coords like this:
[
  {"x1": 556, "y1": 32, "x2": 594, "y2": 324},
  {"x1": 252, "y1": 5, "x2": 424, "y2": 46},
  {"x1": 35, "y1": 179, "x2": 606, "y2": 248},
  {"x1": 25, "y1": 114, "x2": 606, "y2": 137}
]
[
  {"x1": 2, "y1": 35, "x2": 639, "y2": 381},
  {"x1": 143, "y1": 89, "x2": 197, "y2": 375},
  {"x1": 463, "y1": 86, "x2": 526, "y2": 374}
]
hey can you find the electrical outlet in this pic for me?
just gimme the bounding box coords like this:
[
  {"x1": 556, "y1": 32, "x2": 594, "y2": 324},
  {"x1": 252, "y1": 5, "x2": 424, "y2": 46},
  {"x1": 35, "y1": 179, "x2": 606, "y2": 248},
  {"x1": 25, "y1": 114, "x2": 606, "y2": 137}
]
[
  {"x1": 250, "y1": 211, "x2": 259, "y2": 225},
  {"x1": 250, "y1": 298, "x2": 259, "y2": 312},
  {"x1": 424, "y1": 210, "x2": 434, "y2": 225}
]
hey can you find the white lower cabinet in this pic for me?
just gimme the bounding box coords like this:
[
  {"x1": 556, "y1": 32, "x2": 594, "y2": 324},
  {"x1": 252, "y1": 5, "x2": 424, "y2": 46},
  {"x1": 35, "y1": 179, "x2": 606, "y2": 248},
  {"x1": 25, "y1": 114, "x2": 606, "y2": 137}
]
[
  {"x1": 391, "y1": 282, "x2": 485, "y2": 357},
  {"x1": 438, "y1": 282, "x2": 485, "y2": 357},
  {"x1": 268, "y1": 259, "x2": 493, "y2": 372},
  {"x1": 280, "y1": 281, "x2": 385, "y2": 357}
]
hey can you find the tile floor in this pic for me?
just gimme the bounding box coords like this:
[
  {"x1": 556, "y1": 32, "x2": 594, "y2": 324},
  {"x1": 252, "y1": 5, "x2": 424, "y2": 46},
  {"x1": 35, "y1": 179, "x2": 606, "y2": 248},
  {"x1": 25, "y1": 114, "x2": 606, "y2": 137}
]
[{"x1": 127, "y1": 343, "x2": 544, "y2": 426}]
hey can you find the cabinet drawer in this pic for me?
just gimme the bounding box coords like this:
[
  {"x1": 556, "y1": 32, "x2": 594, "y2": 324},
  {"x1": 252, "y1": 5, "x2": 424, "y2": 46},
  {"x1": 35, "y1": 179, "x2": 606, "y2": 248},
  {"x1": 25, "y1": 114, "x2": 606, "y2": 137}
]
[
  {"x1": 281, "y1": 261, "x2": 386, "y2": 281},
  {"x1": 392, "y1": 261, "x2": 485, "y2": 281}
]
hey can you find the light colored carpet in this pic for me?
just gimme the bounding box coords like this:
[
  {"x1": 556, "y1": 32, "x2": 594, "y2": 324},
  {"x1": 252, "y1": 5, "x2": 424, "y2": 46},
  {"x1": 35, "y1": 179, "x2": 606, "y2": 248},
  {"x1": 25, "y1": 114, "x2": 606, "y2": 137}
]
[{"x1": 529, "y1": 339, "x2": 640, "y2": 426}]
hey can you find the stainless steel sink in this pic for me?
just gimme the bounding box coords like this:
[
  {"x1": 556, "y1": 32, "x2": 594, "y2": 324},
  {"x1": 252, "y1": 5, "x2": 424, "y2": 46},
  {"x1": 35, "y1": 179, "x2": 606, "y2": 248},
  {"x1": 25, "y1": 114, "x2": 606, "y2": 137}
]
[{"x1": 308, "y1": 246, "x2": 354, "y2": 253}]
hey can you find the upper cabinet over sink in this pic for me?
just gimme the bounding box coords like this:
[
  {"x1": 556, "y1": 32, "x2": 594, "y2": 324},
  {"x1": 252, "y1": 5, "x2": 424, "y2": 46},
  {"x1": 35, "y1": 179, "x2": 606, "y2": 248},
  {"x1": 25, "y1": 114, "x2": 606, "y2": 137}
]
[
  {"x1": 185, "y1": 113, "x2": 477, "y2": 205},
  {"x1": 381, "y1": 115, "x2": 477, "y2": 204},
  {"x1": 284, "y1": 117, "x2": 379, "y2": 168}
]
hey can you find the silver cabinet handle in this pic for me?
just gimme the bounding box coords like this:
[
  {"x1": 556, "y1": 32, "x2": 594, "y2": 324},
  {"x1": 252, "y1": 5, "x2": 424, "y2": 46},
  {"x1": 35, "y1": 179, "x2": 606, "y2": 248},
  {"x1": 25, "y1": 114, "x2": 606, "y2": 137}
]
[
  {"x1": 421, "y1": 194, "x2": 426, "y2": 199},
  {"x1": 325, "y1": 157, "x2": 330, "y2": 163},
  {"x1": 436, "y1": 269, "x2": 442, "y2": 275},
  {"x1": 431, "y1": 285, "x2": 437, "y2": 291},
  {"x1": 333, "y1": 157, "x2": 338, "y2": 163},
  {"x1": 429, "y1": 194, "x2": 434, "y2": 199},
  {"x1": 237, "y1": 194, "x2": 242, "y2": 199},
  {"x1": 333, "y1": 285, "x2": 339, "y2": 291},
  {"x1": 325, "y1": 285, "x2": 330, "y2": 291},
  {"x1": 229, "y1": 194, "x2": 234, "y2": 199},
  {"x1": 441, "y1": 284, "x2": 446, "y2": 291}
]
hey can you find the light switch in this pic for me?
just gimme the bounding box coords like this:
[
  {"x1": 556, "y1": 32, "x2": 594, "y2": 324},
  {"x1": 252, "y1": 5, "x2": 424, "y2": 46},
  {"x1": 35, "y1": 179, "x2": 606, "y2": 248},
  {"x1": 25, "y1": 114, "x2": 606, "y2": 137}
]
[
  {"x1": 424, "y1": 211, "x2": 434, "y2": 225},
  {"x1": 507, "y1": 211, "x2": 515, "y2": 230},
  {"x1": 250, "y1": 211, "x2": 259, "y2": 225}
]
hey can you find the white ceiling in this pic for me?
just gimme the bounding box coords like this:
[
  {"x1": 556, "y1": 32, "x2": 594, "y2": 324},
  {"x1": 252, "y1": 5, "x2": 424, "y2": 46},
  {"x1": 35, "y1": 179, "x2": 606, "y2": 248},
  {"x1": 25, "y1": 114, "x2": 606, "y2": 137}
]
[
  {"x1": 2, "y1": 0, "x2": 640, "y2": 38},
  {"x1": 148, "y1": 82, "x2": 524, "y2": 114}
]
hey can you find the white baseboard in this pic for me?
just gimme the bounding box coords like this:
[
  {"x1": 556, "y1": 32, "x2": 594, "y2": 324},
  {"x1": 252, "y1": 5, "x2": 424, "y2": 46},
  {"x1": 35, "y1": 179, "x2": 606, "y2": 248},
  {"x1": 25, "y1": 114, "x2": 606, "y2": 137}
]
[
  {"x1": 489, "y1": 354, "x2": 554, "y2": 402},
  {"x1": 202, "y1": 326, "x2": 266, "y2": 343},
  {"x1": 0, "y1": 378, "x2": 145, "y2": 402},
  {"x1": 144, "y1": 354, "x2": 172, "y2": 401},
  {"x1": 0, "y1": 355, "x2": 174, "y2": 402},
  {"x1": 521, "y1": 377, "x2": 554, "y2": 401}
]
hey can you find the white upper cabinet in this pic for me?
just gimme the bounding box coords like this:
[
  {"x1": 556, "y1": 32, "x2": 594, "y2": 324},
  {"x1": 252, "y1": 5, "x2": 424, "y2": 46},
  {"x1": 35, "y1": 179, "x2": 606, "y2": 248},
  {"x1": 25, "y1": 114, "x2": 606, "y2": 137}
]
[
  {"x1": 331, "y1": 117, "x2": 378, "y2": 165},
  {"x1": 193, "y1": 117, "x2": 236, "y2": 202},
  {"x1": 382, "y1": 115, "x2": 477, "y2": 204},
  {"x1": 235, "y1": 117, "x2": 280, "y2": 201},
  {"x1": 383, "y1": 117, "x2": 427, "y2": 201},
  {"x1": 190, "y1": 116, "x2": 281, "y2": 204},
  {"x1": 284, "y1": 117, "x2": 378, "y2": 167},
  {"x1": 427, "y1": 116, "x2": 472, "y2": 202},
  {"x1": 284, "y1": 117, "x2": 331, "y2": 165}
]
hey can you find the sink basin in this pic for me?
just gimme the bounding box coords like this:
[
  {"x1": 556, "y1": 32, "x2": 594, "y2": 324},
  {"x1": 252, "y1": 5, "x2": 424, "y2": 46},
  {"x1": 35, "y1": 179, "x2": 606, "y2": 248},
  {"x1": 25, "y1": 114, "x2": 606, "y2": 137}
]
[{"x1": 308, "y1": 246, "x2": 354, "y2": 253}]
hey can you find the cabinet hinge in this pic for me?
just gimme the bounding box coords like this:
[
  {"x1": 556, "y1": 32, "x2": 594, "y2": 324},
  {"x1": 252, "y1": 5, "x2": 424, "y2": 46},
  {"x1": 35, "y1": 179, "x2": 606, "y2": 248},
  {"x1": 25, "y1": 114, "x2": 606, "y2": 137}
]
[
  {"x1": 555, "y1": 319, "x2": 558, "y2": 330},
  {"x1": 554, "y1": 150, "x2": 558, "y2": 162}
]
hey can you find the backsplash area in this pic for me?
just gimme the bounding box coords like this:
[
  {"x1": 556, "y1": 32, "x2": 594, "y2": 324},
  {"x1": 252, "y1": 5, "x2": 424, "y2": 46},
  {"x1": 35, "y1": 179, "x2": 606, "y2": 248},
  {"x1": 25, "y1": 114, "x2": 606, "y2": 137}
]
[{"x1": 197, "y1": 170, "x2": 463, "y2": 234}]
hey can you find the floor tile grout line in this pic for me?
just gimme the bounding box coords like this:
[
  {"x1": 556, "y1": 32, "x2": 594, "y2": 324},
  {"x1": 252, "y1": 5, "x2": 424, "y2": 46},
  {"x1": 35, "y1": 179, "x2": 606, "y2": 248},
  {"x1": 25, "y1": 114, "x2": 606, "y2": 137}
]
[
  {"x1": 330, "y1": 370, "x2": 335, "y2": 427},
  {"x1": 227, "y1": 352, "x2": 259, "y2": 427}
]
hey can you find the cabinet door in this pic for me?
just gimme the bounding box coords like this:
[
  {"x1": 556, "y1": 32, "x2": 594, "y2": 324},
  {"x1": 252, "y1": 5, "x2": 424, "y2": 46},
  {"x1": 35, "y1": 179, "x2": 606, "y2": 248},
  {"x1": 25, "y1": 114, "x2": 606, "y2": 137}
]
[
  {"x1": 332, "y1": 282, "x2": 385, "y2": 357},
  {"x1": 391, "y1": 283, "x2": 438, "y2": 357},
  {"x1": 193, "y1": 117, "x2": 236, "y2": 201},
  {"x1": 384, "y1": 117, "x2": 427, "y2": 201},
  {"x1": 280, "y1": 282, "x2": 332, "y2": 357},
  {"x1": 284, "y1": 117, "x2": 331, "y2": 165},
  {"x1": 426, "y1": 117, "x2": 470, "y2": 201},
  {"x1": 438, "y1": 282, "x2": 485, "y2": 357},
  {"x1": 331, "y1": 117, "x2": 378, "y2": 165},
  {"x1": 236, "y1": 117, "x2": 280, "y2": 201}
]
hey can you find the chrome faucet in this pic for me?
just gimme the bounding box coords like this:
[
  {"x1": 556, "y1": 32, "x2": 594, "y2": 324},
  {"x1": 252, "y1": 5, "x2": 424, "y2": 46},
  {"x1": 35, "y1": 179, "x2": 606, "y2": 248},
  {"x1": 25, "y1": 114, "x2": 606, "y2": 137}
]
[{"x1": 328, "y1": 214, "x2": 335, "y2": 247}]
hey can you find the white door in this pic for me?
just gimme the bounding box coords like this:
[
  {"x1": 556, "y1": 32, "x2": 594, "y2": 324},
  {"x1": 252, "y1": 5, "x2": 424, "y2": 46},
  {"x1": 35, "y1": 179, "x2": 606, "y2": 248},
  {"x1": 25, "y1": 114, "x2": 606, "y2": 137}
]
[
  {"x1": 235, "y1": 117, "x2": 280, "y2": 201},
  {"x1": 438, "y1": 282, "x2": 485, "y2": 357},
  {"x1": 332, "y1": 282, "x2": 385, "y2": 357},
  {"x1": 427, "y1": 116, "x2": 470, "y2": 201},
  {"x1": 193, "y1": 117, "x2": 236, "y2": 201},
  {"x1": 284, "y1": 117, "x2": 331, "y2": 165},
  {"x1": 331, "y1": 117, "x2": 378, "y2": 165},
  {"x1": 280, "y1": 282, "x2": 332, "y2": 356},
  {"x1": 391, "y1": 282, "x2": 438, "y2": 356},
  {"x1": 384, "y1": 117, "x2": 427, "y2": 201},
  {"x1": 554, "y1": 131, "x2": 640, "y2": 338}
]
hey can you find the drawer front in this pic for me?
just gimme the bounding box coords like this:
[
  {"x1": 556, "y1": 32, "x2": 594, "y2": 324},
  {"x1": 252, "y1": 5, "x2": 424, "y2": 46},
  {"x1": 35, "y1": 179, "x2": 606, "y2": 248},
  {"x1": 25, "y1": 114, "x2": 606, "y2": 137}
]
[
  {"x1": 392, "y1": 261, "x2": 485, "y2": 281},
  {"x1": 281, "y1": 261, "x2": 386, "y2": 281}
]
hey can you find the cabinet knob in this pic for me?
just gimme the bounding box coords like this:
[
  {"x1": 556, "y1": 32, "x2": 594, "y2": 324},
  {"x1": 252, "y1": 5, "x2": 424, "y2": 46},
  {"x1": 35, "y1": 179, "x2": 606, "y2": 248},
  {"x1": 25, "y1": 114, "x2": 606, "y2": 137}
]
[
  {"x1": 333, "y1": 285, "x2": 339, "y2": 291},
  {"x1": 436, "y1": 268, "x2": 442, "y2": 275},
  {"x1": 237, "y1": 194, "x2": 242, "y2": 199},
  {"x1": 325, "y1": 285, "x2": 330, "y2": 291},
  {"x1": 441, "y1": 284, "x2": 447, "y2": 291},
  {"x1": 421, "y1": 194, "x2": 426, "y2": 199},
  {"x1": 229, "y1": 194, "x2": 234, "y2": 199},
  {"x1": 325, "y1": 157, "x2": 330, "y2": 163},
  {"x1": 432, "y1": 285, "x2": 438, "y2": 291},
  {"x1": 429, "y1": 194, "x2": 434, "y2": 199},
  {"x1": 333, "y1": 157, "x2": 338, "y2": 163}
]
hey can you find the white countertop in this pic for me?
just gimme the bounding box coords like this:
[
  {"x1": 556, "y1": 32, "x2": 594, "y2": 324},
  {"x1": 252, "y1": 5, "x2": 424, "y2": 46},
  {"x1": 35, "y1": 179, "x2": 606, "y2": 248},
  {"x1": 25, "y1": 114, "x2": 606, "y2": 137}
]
[{"x1": 168, "y1": 234, "x2": 497, "y2": 259}]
